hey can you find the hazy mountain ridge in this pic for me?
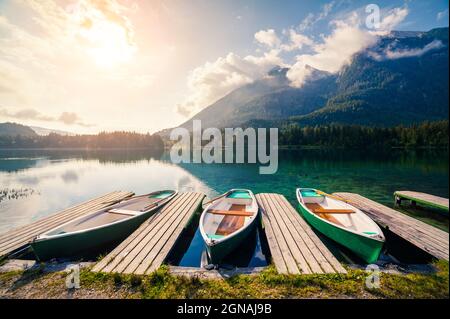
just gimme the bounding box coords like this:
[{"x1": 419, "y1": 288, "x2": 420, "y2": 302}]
[
  {"x1": 0, "y1": 122, "x2": 38, "y2": 137},
  {"x1": 0, "y1": 122, "x2": 74, "y2": 137},
  {"x1": 30, "y1": 126, "x2": 74, "y2": 136},
  {"x1": 293, "y1": 27, "x2": 449, "y2": 126},
  {"x1": 166, "y1": 27, "x2": 448, "y2": 132}
]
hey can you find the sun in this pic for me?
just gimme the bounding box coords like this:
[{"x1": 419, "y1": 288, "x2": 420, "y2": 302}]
[
  {"x1": 70, "y1": 3, "x2": 136, "y2": 69},
  {"x1": 81, "y1": 20, "x2": 136, "y2": 68}
]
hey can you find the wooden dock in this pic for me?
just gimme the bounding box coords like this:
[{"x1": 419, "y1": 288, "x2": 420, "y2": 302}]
[
  {"x1": 334, "y1": 193, "x2": 449, "y2": 261},
  {"x1": 394, "y1": 191, "x2": 449, "y2": 212},
  {"x1": 92, "y1": 192, "x2": 205, "y2": 274},
  {"x1": 256, "y1": 193, "x2": 346, "y2": 274},
  {"x1": 0, "y1": 191, "x2": 134, "y2": 258}
]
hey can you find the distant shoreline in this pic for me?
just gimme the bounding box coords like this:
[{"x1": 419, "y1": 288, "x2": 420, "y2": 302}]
[
  {"x1": 1, "y1": 145, "x2": 448, "y2": 151},
  {"x1": 0, "y1": 147, "x2": 160, "y2": 151}
]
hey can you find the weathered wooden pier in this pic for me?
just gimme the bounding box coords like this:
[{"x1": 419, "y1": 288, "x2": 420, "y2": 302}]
[
  {"x1": 394, "y1": 191, "x2": 449, "y2": 212},
  {"x1": 256, "y1": 193, "x2": 346, "y2": 274},
  {"x1": 334, "y1": 192, "x2": 449, "y2": 261},
  {"x1": 8, "y1": 189, "x2": 446, "y2": 277},
  {"x1": 0, "y1": 191, "x2": 134, "y2": 258},
  {"x1": 92, "y1": 192, "x2": 205, "y2": 274}
]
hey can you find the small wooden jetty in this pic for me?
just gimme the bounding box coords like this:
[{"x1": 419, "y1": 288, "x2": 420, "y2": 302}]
[
  {"x1": 92, "y1": 192, "x2": 205, "y2": 274},
  {"x1": 334, "y1": 193, "x2": 449, "y2": 261},
  {"x1": 394, "y1": 191, "x2": 449, "y2": 212},
  {"x1": 0, "y1": 191, "x2": 134, "y2": 258},
  {"x1": 256, "y1": 193, "x2": 346, "y2": 274}
]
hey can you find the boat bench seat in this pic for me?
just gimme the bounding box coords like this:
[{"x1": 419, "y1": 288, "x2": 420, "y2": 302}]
[
  {"x1": 306, "y1": 203, "x2": 355, "y2": 214},
  {"x1": 208, "y1": 209, "x2": 254, "y2": 217},
  {"x1": 108, "y1": 209, "x2": 141, "y2": 216}
]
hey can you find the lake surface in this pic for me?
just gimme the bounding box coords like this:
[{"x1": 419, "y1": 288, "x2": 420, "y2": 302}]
[{"x1": 0, "y1": 148, "x2": 448, "y2": 265}]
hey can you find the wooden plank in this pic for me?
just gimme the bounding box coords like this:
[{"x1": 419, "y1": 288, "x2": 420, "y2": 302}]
[
  {"x1": 267, "y1": 193, "x2": 320, "y2": 273},
  {"x1": 0, "y1": 192, "x2": 130, "y2": 252},
  {"x1": 265, "y1": 194, "x2": 312, "y2": 273},
  {"x1": 334, "y1": 192, "x2": 449, "y2": 261},
  {"x1": 0, "y1": 191, "x2": 134, "y2": 257},
  {"x1": 395, "y1": 191, "x2": 449, "y2": 211},
  {"x1": 0, "y1": 191, "x2": 128, "y2": 243},
  {"x1": 256, "y1": 193, "x2": 345, "y2": 275},
  {"x1": 92, "y1": 192, "x2": 205, "y2": 274},
  {"x1": 143, "y1": 193, "x2": 205, "y2": 274},
  {"x1": 278, "y1": 197, "x2": 347, "y2": 274},
  {"x1": 0, "y1": 191, "x2": 125, "y2": 243},
  {"x1": 337, "y1": 193, "x2": 448, "y2": 250},
  {"x1": 337, "y1": 194, "x2": 448, "y2": 257},
  {"x1": 97, "y1": 193, "x2": 193, "y2": 273},
  {"x1": 0, "y1": 192, "x2": 132, "y2": 255},
  {"x1": 122, "y1": 193, "x2": 202, "y2": 274},
  {"x1": 91, "y1": 208, "x2": 162, "y2": 273},
  {"x1": 0, "y1": 191, "x2": 132, "y2": 254},
  {"x1": 271, "y1": 194, "x2": 333, "y2": 274},
  {"x1": 258, "y1": 198, "x2": 289, "y2": 274},
  {"x1": 258, "y1": 194, "x2": 300, "y2": 274},
  {"x1": 270, "y1": 194, "x2": 346, "y2": 273}
]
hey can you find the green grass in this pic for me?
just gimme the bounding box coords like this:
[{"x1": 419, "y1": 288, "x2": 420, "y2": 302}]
[
  {"x1": 77, "y1": 261, "x2": 449, "y2": 299},
  {"x1": 1, "y1": 261, "x2": 448, "y2": 299}
]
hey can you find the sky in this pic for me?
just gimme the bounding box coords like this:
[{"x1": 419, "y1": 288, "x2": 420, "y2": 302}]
[{"x1": 0, "y1": 0, "x2": 448, "y2": 134}]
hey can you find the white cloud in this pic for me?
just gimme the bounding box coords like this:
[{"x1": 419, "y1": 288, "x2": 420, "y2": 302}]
[
  {"x1": 377, "y1": 7, "x2": 409, "y2": 34},
  {"x1": 299, "y1": 13, "x2": 315, "y2": 31},
  {"x1": 371, "y1": 40, "x2": 445, "y2": 61},
  {"x1": 287, "y1": 6, "x2": 410, "y2": 87},
  {"x1": 437, "y1": 9, "x2": 448, "y2": 21},
  {"x1": 254, "y1": 29, "x2": 280, "y2": 48},
  {"x1": 176, "y1": 50, "x2": 283, "y2": 117},
  {"x1": 0, "y1": 107, "x2": 92, "y2": 127},
  {"x1": 287, "y1": 16, "x2": 378, "y2": 87},
  {"x1": 299, "y1": 1, "x2": 336, "y2": 31},
  {"x1": 281, "y1": 29, "x2": 314, "y2": 51}
]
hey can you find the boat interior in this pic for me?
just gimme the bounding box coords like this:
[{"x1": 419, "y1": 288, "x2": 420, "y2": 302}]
[
  {"x1": 203, "y1": 191, "x2": 257, "y2": 240},
  {"x1": 45, "y1": 191, "x2": 174, "y2": 236},
  {"x1": 300, "y1": 189, "x2": 378, "y2": 234}
]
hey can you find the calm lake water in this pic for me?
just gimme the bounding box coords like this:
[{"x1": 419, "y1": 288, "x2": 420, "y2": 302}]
[{"x1": 0, "y1": 148, "x2": 448, "y2": 265}]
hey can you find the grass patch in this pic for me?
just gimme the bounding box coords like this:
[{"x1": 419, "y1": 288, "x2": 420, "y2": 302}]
[{"x1": 1, "y1": 262, "x2": 448, "y2": 299}]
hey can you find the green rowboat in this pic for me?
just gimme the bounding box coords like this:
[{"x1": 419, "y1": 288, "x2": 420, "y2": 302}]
[
  {"x1": 30, "y1": 190, "x2": 177, "y2": 261},
  {"x1": 296, "y1": 188, "x2": 385, "y2": 264},
  {"x1": 200, "y1": 189, "x2": 259, "y2": 264}
]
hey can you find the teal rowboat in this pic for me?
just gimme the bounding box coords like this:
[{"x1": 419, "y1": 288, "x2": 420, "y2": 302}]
[
  {"x1": 199, "y1": 189, "x2": 259, "y2": 264},
  {"x1": 30, "y1": 190, "x2": 177, "y2": 261},
  {"x1": 296, "y1": 188, "x2": 385, "y2": 264}
]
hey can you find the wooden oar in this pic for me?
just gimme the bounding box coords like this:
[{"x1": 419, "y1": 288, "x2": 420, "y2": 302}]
[
  {"x1": 141, "y1": 202, "x2": 159, "y2": 212},
  {"x1": 315, "y1": 190, "x2": 355, "y2": 204},
  {"x1": 202, "y1": 192, "x2": 228, "y2": 208}
]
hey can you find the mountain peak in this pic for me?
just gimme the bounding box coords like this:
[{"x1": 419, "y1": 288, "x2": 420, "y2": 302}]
[{"x1": 267, "y1": 66, "x2": 289, "y2": 77}]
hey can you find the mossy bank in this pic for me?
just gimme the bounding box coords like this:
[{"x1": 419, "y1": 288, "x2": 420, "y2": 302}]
[{"x1": 0, "y1": 261, "x2": 448, "y2": 299}]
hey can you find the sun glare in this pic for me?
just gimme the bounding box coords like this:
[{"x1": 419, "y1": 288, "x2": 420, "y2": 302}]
[
  {"x1": 71, "y1": 4, "x2": 136, "y2": 69},
  {"x1": 87, "y1": 23, "x2": 135, "y2": 68}
]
